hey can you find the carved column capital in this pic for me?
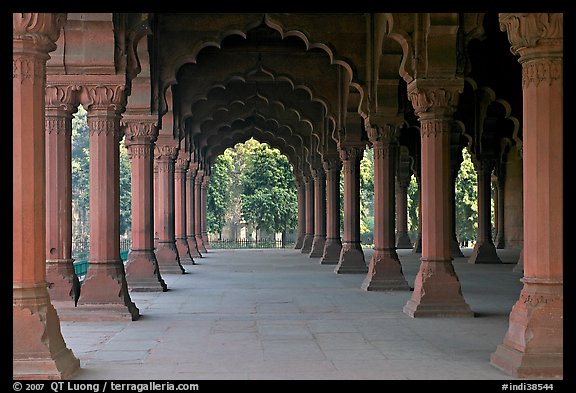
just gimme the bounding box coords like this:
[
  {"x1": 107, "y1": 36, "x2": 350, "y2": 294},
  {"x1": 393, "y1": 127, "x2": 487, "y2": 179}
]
[
  {"x1": 322, "y1": 157, "x2": 342, "y2": 175},
  {"x1": 13, "y1": 13, "x2": 66, "y2": 52},
  {"x1": 499, "y1": 13, "x2": 562, "y2": 59},
  {"x1": 154, "y1": 144, "x2": 178, "y2": 161},
  {"x1": 472, "y1": 156, "x2": 496, "y2": 174},
  {"x1": 122, "y1": 115, "x2": 159, "y2": 145},
  {"x1": 175, "y1": 151, "x2": 190, "y2": 173},
  {"x1": 45, "y1": 84, "x2": 81, "y2": 112},
  {"x1": 338, "y1": 145, "x2": 364, "y2": 164},
  {"x1": 187, "y1": 161, "x2": 199, "y2": 179},
  {"x1": 195, "y1": 169, "x2": 205, "y2": 185},
  {"x1": 407, "y1": 79, "x2": 463, "y2": 120},
  {"x1": 81, "y1": 84, "x2": 127, "y2": 113},
  {"x1": 201, "y1": 175, "x2": 210, "y2": 189}
]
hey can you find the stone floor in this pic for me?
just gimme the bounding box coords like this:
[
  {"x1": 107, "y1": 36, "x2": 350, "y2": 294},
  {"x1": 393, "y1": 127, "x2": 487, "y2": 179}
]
[{"x1": 60, "y1": 247, "x2": 528, "y2": 380}]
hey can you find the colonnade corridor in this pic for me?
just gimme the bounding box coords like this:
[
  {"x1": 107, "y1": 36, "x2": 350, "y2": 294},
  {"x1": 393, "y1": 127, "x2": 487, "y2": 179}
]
[{"x1": 60, "y1": 248, "x2": 522, "y2": 380}]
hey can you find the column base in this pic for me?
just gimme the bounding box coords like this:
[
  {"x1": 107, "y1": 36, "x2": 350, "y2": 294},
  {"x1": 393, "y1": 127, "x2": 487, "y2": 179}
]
[
  {"x1": 77, "y1": 260, "x2": 140, "y2": 321},
  {"x1": 403, "y1": 259, "x2": 473, "y2": 318},
  {"x1": 361, "y1": 249, "x2": 410, "y2": 291},
  {"x1": 125, "y1": 250, "x2": 167, "y2": 292},
  {"x1": 468, "y1": 241, "x2": 502, "y2": 264},
  {"x1": 294, "y1": 234, "x2": 305, "y2": 249},
  {"x1": 187, "y1": 236, "x2": 202, "y2": 259},
  {"x1": 46, "y1": 258, "x2": 78, "y2": 301},
  {"x1": 196, "y1": 235, "x2": 207, "y2": 254},
  {"x1": 490, "y1": 280, "x2": 563, "y2": 378},
  {"x1": 334, "y1": 242, "x2": 367, "y2": 274},
  {"x1": 513, "y1": 248, "x2": 524, "y2": 273},
  {"x1": 202, "y1": 234, "x2": 210, "y2": 250},
  {"x1": 320, "y1": 238, "x2": 342, "y2": 265},
  {"x1": 495, "y1": 234, "x2": 505, "y2": 249},
  {"x1": 395, "y1": 232, "x2": 413, "y2": 249},
  {"x1": 309, "y1": 236, "x2": 326, "y2": 258},
  {"x1": 155, "y1": 241, "x2": 185, "y2": 274},
  {"x1": 412, "y1": 234, "x2": 422, "y2": 253},
  {"x1": 301, "y1": 234, "x2": 313, "y2": 253},
  {"x1": 13, "y1": 285, "x2": 80, "y2": 380},
  {"x1": 451, "y1": 238, "x2": 465, "y2": 258},
  {"x1": 176, "y1": 237, "x2": 195, "y2": 265}
]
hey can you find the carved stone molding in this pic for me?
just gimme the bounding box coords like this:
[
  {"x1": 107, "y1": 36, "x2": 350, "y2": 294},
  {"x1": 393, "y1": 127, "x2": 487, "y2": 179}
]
[
  {"x1": 45, "y1": 84, "x2": 81, "y2": 111},
  {"x1": 83, "y1": 84, "x2": 126, "y2": 112},
  {"x1": 87, "y1": 118, "x2": 119, "y2": 137},
  {"x1": 13, "y1": 13, "x2": 66, "y2": 52},
  {"x1": 127, "y1": 145, "x2": 152, "y2": 160},
  {"x1": 420, "y1": 119, "x2": 453, "y2": 138},
  {"x1": 366, "y1": 123, "x2": 399, "y2": 145},
  {"x1": 123, "y1": 120, "x2": 158, "y2": 144},
  {"x1": 195, "y1": 170, "x2": 205, "y2": 185},
  {"x1": 175, "y1": 156, "x2": 190, "y2": 172},
  {"x1": 45, "y1": 117, "x2": 70, "y2": 135},
  {"x1": 201, "y1": 175, "x2": 210, "y2": 188},
  {"x1": 522, "y1": 58, "x2": 562, "y2": 88},
  {"x1": 154, "y1": 160, "x2": 174, "y2": 173},
  {"x1": 187, "y1": 161, "x2": 199, "y2": 179},
  {"x1": 13, "y1": 56, "x2": 46, "y2": 83},
  {"x1": 322, "y1": 158, "x2": 342, "y2": 175},
  {"x1": 499, "y1": 13, "x2": 563, "y2": 57},
  {"x1": 154, "y1": 145, "x2": 178, "y2": 161},
  {"x1": 407, "y1": 79, "x2": 463, "y2": 117}
]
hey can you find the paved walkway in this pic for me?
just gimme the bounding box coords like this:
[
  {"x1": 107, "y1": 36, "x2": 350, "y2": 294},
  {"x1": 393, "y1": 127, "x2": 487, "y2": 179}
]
[{"x1": 61, "y1": 247, "x2": 525, "y2": 380}]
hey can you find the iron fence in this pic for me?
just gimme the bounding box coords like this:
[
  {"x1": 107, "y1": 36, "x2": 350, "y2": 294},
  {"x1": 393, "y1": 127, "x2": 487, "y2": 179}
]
[{"x1": 209, "y1": 239, "x2": 294, "y2": 249}]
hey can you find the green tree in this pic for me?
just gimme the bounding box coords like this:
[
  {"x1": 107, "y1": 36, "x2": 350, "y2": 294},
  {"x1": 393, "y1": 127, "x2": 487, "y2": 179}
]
[
  {"x1": 407, "y1": 174, "x2": 419, "y2": 233},
  {"x1": 71, "y1": 106, "x2": 90, "y2": 242},
  {"x1": 455, "y1": 148, "x2": 478, "y2": 245},
  {"x1": 119, "y1": 140, "x2": 131, "y2": 236},
  {"x1": 207, "y1": 151, "x2": 234, "y2": 236},
  {"x1": 240, "y1": 140, "x2": 297, "y2": 240}
]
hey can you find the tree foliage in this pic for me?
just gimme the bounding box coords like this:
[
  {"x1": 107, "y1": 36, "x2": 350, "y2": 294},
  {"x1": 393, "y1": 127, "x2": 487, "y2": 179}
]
[
  {"x1": 207, "y1": 138, "x2": 298, "y2": 238},
  {"x1": 455, "y1": 148, "x2": 478, "y2": 244}
]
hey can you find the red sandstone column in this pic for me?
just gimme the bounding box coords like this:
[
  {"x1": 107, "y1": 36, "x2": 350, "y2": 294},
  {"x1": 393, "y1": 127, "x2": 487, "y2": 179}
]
[
  {"x1": 186, "y1": 161, "x2": 202, "y2": 258},
  {"x1": 362, "y1": 123, "x2": 409, "y2": 290},
  {"x1": 468, "y1": 158, "x2": 502, "y2": 264},
  {"x1": 13, "y1": 13, "x2": 80, "y2": 379},
  {"x1": 122, "y1": 116, "x2": 167, "y2": 291},
  {"x1": 494, "y1": 176, "x2": 506, "y2": 249},
  {"x1": 195, "y1": 170, "x2": 207, "y2": 253},
  {"x1": 491, "y1": 13, "x2": 563, "y2": 378},
  {"x1": 154, "y1": 138, "x2": 184, "y2": 274},
  {"x1": 309, "y1": 167, "x2": 326, "y2": 258},
  {"x1": 76, "y1": 82, "x2": 139, "y2": 321},
  {"x1": 45, "y1": 84, "x2": 80, "y2": 303},
  {"x1": 294, "y1": 177, "x2": 306, "y2": 249},
  {"x1": 320, "y1": 158, "x2": 342, "y2": 264},
  {"x1": 201, "y1": 175, "x2": 210, "y2": 249},
  {"x1": 175, "y1": 150, "x2": 194, "y2": 264},
  {"x1": 395, "y1": 176, "x2": 413, "y2": 249},
  {"x1": 300, "y1": 176, "x2": 314, "y2": 253},
  {"x1": 403, "y1": 80, "x2": 473, "y2": 317},
  {"x1": 334, "y1": 145, "x2": 367, "y2": 274}
]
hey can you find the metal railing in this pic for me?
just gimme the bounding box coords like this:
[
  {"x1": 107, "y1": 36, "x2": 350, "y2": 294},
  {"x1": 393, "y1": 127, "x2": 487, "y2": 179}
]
[
  {"x1": 72, "y1": 238, "x2": 132, "y2": 279},
  {"x1": 209, "y1": 239, "x2": 294, "y2": 249}
]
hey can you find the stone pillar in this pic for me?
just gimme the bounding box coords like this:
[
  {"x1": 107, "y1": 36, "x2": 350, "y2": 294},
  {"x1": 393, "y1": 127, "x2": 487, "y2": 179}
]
[
  {"x1": 491, "y1": 13, "x2": 563, "y2": 378},
  {"x1": 123, "y1": 116, "x2": 167, "y2": 291},
  {"x1": 294, "y1": 178, "x2": 306, "y2": 249},
  {"x1": 174, "y1": 150, "x2": 194, "y2": 264},
  {"x1": 513, "y1": 247, "x2": 524, "y2": 273},
  {"x1": 334, "y1": 146, "x2": 367, "y2": 273},
  {"x1": 362, "y1": 124, "x2": 409, "y2": 290},
  {"x1": 395, "y1": 175, "x2": 413, "y2": 249},
  {"x1": 468, "y1": 158, "x2": 502, "y2": 264},
  {"x1": 300, "y1": 176, "x2": 314, "y2": 253},
  {"x1": 309, "y1": 168, "x2": 326, "y2": 257},
  {"x1": 201, "y1": 175, "x2": 210, "y2": 250},
  {"x1": 403, "y1": 80, "x2": 473, "y2": 317},
  {"x1": 494, "y1": 176, "x2": 506, "y2": 249},
  {"x1": 320, "y1": 158, "x2": 342, "y2": 264},
  {"x1": 186, "y1": 161, "x2": 202, "y2": 258},
  {"x1": 45, "y1": 84, "x2": 80, "y2": 302},
  {"x1": 76, "y1": 81, "x2": 139, "y2": 321},
  {"x1": 13, "y1": 12, "x2": 80, "y2": 379},
  {"x1": 195, "y1": 170, "x2": 207, "y2": 253},
  {"x1": 154, "y1": 138, "x2": 184, "y2": 274}
]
